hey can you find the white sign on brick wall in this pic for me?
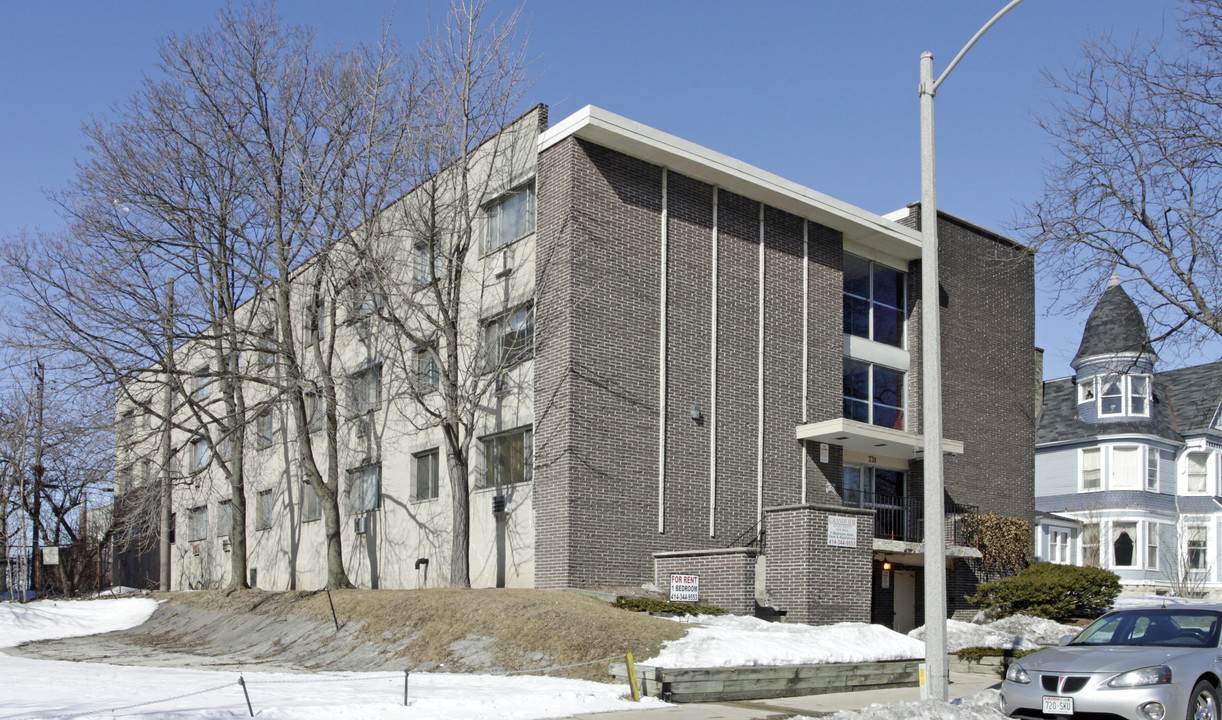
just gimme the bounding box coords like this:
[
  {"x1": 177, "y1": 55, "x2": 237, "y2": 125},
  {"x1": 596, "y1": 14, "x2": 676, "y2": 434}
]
[
  {"x1": 669, "y1": 574, "x2": 699, "y2": 602},
  {"x1": 827, "y1": 515, "x2": 858, "y2": 548}
]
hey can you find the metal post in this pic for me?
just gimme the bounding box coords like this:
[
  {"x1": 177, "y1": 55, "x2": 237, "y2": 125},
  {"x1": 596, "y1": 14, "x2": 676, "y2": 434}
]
[
  {"x1": 326, "y1": 586, "x2": 340, "y2": 632},
  {"x1": 917, "y1": 0, "x2": 1027, "y2": 701},
  {"x1": 238, "y1": 675, "x2": 253, "y2": 717},
  {"x1": 403, "y1": 669, "x2": 409, "y2": 706},
  {"x1": 160, "y1": 280, "x2": 175, "y2": 592},
  {"x1": 31, "y1": 360, "x2": 44, "y2": 598}
]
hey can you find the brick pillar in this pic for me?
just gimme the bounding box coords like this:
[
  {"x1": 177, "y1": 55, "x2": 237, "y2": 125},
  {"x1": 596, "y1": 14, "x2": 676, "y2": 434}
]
[{"x1": 764, "y1": 504, "x2": 874, "y2": 624}]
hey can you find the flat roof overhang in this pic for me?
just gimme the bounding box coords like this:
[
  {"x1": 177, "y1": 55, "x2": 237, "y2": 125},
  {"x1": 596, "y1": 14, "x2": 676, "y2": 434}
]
[
  {"x1": 796, "y1": 418, "x2": 964, "y2": 460},
  {"x1": 538, "y1": 105, "x2": 923, "y2": 262}
]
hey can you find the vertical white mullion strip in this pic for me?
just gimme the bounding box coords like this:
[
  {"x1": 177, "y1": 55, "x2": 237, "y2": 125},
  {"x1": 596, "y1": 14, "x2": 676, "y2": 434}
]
[
  {"x1": 757, "y1": 204, "x2": 765, "y2": 525},
  {"x1": 709, "y1": 188, "x2": 719, "y2": 537},
  {"x1": 801, "y1": 221, "x2": 809, "y2": 504},
  {"x1": 658, "y1": 169, "x2": 669, "y2": 534}
]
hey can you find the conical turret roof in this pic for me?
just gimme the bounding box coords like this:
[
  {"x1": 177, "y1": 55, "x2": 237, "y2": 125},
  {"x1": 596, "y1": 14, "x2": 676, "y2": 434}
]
[{"x1": 1072, "y1": 278, "x2": 1151, "y2": 367}]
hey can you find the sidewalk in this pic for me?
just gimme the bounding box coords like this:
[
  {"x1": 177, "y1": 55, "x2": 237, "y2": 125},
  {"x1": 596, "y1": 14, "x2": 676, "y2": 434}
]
[{"x1": 574, "y1": 670, "x2": 1001, "y2": 719}]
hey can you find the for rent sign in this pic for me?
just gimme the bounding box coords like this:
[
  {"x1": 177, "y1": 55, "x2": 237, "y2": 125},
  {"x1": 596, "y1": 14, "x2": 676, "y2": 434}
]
[{"x1": 669, "y1": 574, "x2": 699, "y2": 602}]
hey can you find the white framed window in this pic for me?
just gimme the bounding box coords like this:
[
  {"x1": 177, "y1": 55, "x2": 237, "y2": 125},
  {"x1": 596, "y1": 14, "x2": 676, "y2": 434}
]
[
  {"x1": 481, "y1": 427, "x2": 533, "y2": 489},
  {"x1": 414, "y1": 449, "x2": 440, "y2": 501},
  {"x1": 1111, "y1": 446, "x2": 1142, "y2": 490},
  {"x1": 301, "y1": 481, "x2": 321, "y2": 523},
  {"x1": 413, "y1": 241, "x2": 445, "y2": 286},
  {"x1": 484, "y1": 181, "x2": 536, "y2": 253},
  {"x1": 1083, "y1": 523, "x2": 1101, "y2": 567},
  {"x1": 349, "y1": 463, "x2": 381, "y2": 514},
  {"x1": 305, "y1": 391, "x2": 325, "y2": 433},
  {"x1": 1186, "y1": 452, "x2": 1209, "y2": 494},
  {"x1": 415, "y1": 340, "x2": 440, "y2": 391},
  {"x1": 1146, "y1": 447, "x2": 1160, "y2": 491},
  {"x1": 1129, "y1": 375, "x2": 1150, "y2": 415},
  {"x1": 1077, "y1": 377, "x2": 1096, "y2": 404},
  {"x1": 1099, "y1": 375, "x2": 1124, "y2": 416},
  {"x1": 192, "y1": 370, "x2": 212, "y2": 402},
  {"x1": 119, "y1": 410, "x2": 135, "y2": 440},
  {"x1": 348, "y1": 272, "x2": 383, "y2": 320},
  {"x1": 843, "y1": 253, "x2": 906, "y2": 349},
  {"x1": 187, "y1": 506, "x2": 208, "y2": 542},
  {"x1": 256, "y1": 326, "x2": 276, "y2": 369},
  {"x1": 1146, "y1": 521, "x2": 1160, "y2": 570},
  {"x1": 1081, "y1": 448, "x2": 1102, "y2": 491},
  {"x1": 1111, "y1": 521, "x2": 1138, "y2": 568},
  {"x1": 190, "y1": 437, "x2": 210, "y2": 472},
  {"x1": 1048, "y1": 528, "x2": 1070, "y2": 564},
  {"x1": 303, "y1": 299, "x2": 327, "y2": 342},
  {"x1": 483, "y1": 304, "x2": 534, "y2": 371},
  {"x1": 843, "y1": 359, "x2": 905, "y2": 430},
  {"x1": 217, "y1": 499, "x2": 232, "y2": 538},
  {"x1": 349, "y1": 364, "x2": 382, "y2": 415},
  {"x1": 256, "y1": 489, "x2": 274, "y2": 531},
  {"x1": 1096, "y1": 374, "x2": 1152, "y2": 418},
  {"x1": 1187, "y1": 525, "x2": 1209, "y2": 571},
  {"x1": 256, "y1": 408, "x2": 275, "y2": 449}
]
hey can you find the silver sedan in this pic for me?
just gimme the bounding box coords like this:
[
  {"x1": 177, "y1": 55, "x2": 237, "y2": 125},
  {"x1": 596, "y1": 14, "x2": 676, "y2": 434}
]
[{"x1": 1001, "y1": 606, "x2": 1222, "y2": 720}]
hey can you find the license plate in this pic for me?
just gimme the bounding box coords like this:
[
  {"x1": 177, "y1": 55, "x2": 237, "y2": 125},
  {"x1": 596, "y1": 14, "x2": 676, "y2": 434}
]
[{"x1": 1043, "y1": 696, "x2": 1073, "y2": 715}]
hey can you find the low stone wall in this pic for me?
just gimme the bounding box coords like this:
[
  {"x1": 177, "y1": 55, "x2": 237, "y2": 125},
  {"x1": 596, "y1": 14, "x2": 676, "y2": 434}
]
[
  {"x1": 610, "y1": 660, "x2": 920, "y2": 703},
  {"x1": 653, "y1": 548, "x2": 757, "y2": 615}
]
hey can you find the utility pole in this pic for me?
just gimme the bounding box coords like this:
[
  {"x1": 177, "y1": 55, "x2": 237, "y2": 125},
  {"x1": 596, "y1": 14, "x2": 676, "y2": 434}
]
[
  {"x1": 31, "y1": 360, "x2": 44, "y2": 598},
  {"x1": 159, "y1": 280, "x2": 175, "y2": 592}
]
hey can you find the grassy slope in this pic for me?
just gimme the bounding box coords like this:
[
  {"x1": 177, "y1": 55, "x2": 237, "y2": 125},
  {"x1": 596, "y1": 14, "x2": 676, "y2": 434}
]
[{"x1": 160, "y1": 588, "x2": 688, "y2": 681}]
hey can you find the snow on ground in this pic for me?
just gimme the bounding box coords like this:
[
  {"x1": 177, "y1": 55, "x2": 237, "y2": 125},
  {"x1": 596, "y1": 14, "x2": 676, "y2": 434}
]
[
  {"x1": 807, "y1": 689, "x2": 1007, "y2": 720},
  {"x1": 907, "y1": 614, "x2": 1077, "y2": 652},
  {"x1": 0, "y1": 598, "x2": 665, "y2": 720},
  {"x1": 645, "y1": 614, "x2": 926, "y2": 667}
]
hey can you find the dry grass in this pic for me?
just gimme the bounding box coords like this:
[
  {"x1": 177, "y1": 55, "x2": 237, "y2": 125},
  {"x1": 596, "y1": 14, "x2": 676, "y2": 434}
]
[{"x1": 158, "y1": 588, "x2": 688, "y2": 681}]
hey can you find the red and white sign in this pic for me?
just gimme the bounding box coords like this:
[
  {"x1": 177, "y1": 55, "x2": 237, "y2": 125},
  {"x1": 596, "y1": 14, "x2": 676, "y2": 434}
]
[{"x1": 669, "y1": 574, "x2": 699, "y2": 602}]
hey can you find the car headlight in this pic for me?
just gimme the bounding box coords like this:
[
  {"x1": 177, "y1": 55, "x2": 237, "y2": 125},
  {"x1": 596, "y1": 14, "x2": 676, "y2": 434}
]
[
  {"x1": 1108, "y1": 665, "x2": 1172, "y2": 688},
  {"x1": 1005, "y1": 662, "x2": 1031, "y2": 684}
]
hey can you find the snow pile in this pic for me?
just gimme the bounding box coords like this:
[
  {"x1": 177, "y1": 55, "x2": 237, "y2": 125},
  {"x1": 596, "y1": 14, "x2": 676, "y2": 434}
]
[
  {"x1": 815, "y1": 689, "x2": 1005, "y2": 720},
  {"x1": 908, "y1": 615, "x2": 1078, "y2": 652},
  {"x1": 647, "y1": 614, "x2": 925, "y2": 667},
  {"x1": 0, "y1": 598, "x2": 157, "y2": 648}
]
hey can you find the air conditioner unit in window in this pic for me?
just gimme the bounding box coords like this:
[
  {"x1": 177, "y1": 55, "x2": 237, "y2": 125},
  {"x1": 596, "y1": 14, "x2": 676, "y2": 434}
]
[
  {"x1": 492, "y1": 247, "x2": 514, "y2": 277},
  {"x1": 494, "y1": 372, "x2": 512, "y2": 396},
  {"x1": 354, "y1": 515, "x2": 368, "y2": 535},
  {"x1": 222, "y1": 538, "x2": 231, "y2": 553},
  {"x1": 192, "y1": 543, "x2": 201, "y2": 557}
]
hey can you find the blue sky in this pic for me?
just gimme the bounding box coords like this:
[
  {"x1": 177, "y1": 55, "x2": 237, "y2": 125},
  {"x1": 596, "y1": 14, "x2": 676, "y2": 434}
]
[{"x1": 0, "y1": 1, "x2": 1207, "y2": 378}]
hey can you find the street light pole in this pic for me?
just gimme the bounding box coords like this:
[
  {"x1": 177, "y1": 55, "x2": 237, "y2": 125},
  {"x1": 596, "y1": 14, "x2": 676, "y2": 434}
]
[{"x1": 918, "y1": 0, "x2": 1025, "y2": 701}]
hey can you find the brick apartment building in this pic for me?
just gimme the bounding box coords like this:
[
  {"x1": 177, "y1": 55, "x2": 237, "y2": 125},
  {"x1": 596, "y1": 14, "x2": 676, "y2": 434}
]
[{"x1": 119, "y1": 104, "x2": 1035, "y2": 630}]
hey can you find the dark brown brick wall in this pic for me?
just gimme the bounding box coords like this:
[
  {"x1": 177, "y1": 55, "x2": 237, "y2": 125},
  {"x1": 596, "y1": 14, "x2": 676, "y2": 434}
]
[
  {"x1": 654, "y1": 551, "x2": 758, "y2": 615},
  {"x1": 764, "y1": 504, "x2": 874, "y2": 623}
]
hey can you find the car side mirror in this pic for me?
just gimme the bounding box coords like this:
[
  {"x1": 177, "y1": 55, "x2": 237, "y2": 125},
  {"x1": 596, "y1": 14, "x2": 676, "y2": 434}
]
[{"x1": 1058, "y1": 634, "x2": 1075, "y2": 646}]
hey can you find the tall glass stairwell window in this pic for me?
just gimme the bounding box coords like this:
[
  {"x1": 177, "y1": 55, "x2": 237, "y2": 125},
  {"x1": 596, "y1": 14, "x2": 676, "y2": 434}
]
[
  {"x1": 843, "y1": 359, "x2": 904, "y2": 429},
  {"x1": 844, "y1": 253, "x2": 906, "y2": 348}
]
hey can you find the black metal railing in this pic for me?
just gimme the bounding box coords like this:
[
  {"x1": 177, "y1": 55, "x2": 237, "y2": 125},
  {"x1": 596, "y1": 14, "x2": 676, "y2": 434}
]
[
  {"x1": 726, "y1": 516, "x2": 766, "y2": 554},
  {"x1": 842, "y1": 491, "x2": 978, "y2": 546}
]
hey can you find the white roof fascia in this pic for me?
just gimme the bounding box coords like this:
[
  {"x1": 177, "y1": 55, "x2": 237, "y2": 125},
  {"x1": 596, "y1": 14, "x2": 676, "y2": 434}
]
[{"x1": 539, "y1": 105, "x2": 923, "y2": 261}]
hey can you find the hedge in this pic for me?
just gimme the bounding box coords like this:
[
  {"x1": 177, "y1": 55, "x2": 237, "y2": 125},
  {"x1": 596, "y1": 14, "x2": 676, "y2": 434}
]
[{"x1": 969, "y1": 561, "x2": 1120, "y2": 620}]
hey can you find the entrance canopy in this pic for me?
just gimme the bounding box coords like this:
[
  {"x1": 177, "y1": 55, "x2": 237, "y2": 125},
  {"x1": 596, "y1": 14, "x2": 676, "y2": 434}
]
[{"x1": 795, "y1": 418, "x2": 964, "y2": 460}]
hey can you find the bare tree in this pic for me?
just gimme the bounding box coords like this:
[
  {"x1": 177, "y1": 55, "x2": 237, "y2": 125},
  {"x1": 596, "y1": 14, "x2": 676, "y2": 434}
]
[{"x1": 1024, "y1": 0, "x2": 1222, "y2": 352}]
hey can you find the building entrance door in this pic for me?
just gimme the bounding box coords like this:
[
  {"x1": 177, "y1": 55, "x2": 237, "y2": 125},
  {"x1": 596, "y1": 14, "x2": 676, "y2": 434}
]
[{"x1": 893, "y1": 570, "x2": 916, "y2": 634}]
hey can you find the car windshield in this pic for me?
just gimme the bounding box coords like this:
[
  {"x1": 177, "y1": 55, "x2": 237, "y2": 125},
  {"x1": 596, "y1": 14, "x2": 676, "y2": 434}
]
[{"x1": 1071, "y1": 609, "x2": 1222, "y2": 648}]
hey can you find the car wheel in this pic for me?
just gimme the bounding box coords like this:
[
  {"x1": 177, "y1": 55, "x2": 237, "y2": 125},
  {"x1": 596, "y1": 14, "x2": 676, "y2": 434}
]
[{"x1": 1189, "y1": 679, "x2": 1219, "y2": 720}]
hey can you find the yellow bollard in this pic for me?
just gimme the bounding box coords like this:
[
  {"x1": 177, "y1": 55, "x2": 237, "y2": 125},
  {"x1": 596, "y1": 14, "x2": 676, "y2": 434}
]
[{"x1": 625, "y1": 652, "x2": 641, "y2": 702}]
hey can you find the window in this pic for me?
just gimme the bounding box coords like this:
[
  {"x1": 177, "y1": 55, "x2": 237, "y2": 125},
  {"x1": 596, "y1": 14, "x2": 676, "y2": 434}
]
[
  {"x1": 484, "y1": 305, "x2": 534, "y2": 371},
  {"x1": 843, "y1": 359, "x2": 904, "y2": 430},
  {"x1": 217, "y1": 499, "x2": 233, "y2": 538},
  {"x1": 843, "y1": 253, "x2": 906, "y2": 348},
  {"x1": 1112, "y1": 521, "x2": 1137, "y2": 567},
  {"x1": 119, "y1": 410, "x2": 135, "y2": 440},
  {"x1": 305, "y1": 392, "x2": 325, "y2": 433},
  {"x1": 1081, "y1": 448, "x2": 1101, "y2": 491},
  {"x1": 304, "y1": 299, "x2": 327, "y2": 342},
  {"x1": 1099, "y1": 375, "x2": 1124, "y2": 416},
  {"x1": 1050, "y1": 528, "x2": 1070, "y2": 564},
  {"x1": 349, "y1": 364, "x2": 382, "y2": 415},
  {"x1": 190, "y1": 437, "x2": 210, "y2": 472},
  {"x1": 256, "y1": 326, "x2": 276, "y2": 369},
  {"x1": 414, "y1": 450, "x2": 440, "y2": 501},
  {"x1": 1083, "y1": 523, "x2": 1101, "y2": 566},
  {"x1": 1098, "y1": 374, "x2": 1152, "y2": 418},
  {"x1": 1188, "y1": 525, "x2": 1209, "y2": 571},
  {"x1": 1147, "y1": 522, "x2": 1160, "y2": 570},
  {"x1": 349, "y1": 463, "x2": 381, "y2": 514},
  {"x1": 414, "y1": 241, "x2": 444, "y2": 286},
  {"x1": 192, "y1": 370, "x2": 212, "y2": 402},
  {"x1": 1187, "y1": 452, "x2": 1209, "y2": 493},
  {"x1": 187, "y1": 506, "x2": 208, "y2": 542},
  {"x1": 256, "y1": 408, "x2": 275, "y2": 449},
  {"x1": 415, "y1": 340, "x2": 440, "y2": 391},
  {"x1": 256, "y1": 489, "x2": 274, "y2": 531},
  {"x1": 349, "y1": 272, "x2": 383, "y2": 320},
  {"x1": 1077, "y1": 377, "x2": 1096, "y2": 404},
  {"x1": 301, "y1": 481, "x2": 321, "y2": 522},
  {"x1": 482, "y1": 428, "x2": 532, "y2": 489},
  {"x1": 1112, "y1": 446, "x2": 1142, "y2": 490},
  {"x1": 1130, "y1": 375, "x2": 1150, "y2": 415},
  {"x1": 1147, "y1": 448, "x2": 1160, "y2": 491},
  {"x1": 484, "y1": 182, "x2": 536, "y2": 252}
]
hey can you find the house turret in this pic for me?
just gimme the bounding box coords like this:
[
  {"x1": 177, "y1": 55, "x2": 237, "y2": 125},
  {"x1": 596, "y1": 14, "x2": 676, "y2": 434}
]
[{"x1": 1071, "y1": 276, "x2": 1158, "y2": 422}]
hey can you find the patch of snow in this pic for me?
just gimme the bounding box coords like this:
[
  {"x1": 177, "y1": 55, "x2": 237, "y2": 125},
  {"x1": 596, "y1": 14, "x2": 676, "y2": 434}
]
[
  {"x1": 908, "y1": 615, "x2": 1078, "y2": 652},
  {"x1": 0, "y1": 598, "x2": 158, "y2": 649},
  {"x1": 646, "y1": 614, "x2": 925, "y2": 666},
  {"x1": 640, "y1": 582, "x2": 662, "y2": 593},
  {"x1": 810, "y1": 688, "x2": 1005, "y2": 720},
  {"x1": 985, "y1": 615, "x2": 1077, "y2": 646}
]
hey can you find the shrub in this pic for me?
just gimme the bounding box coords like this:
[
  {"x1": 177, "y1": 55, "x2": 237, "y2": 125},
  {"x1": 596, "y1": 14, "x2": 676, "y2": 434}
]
[
  {"x1": 613, "y1": 597, "x2": 726, "y2": 615},
  {"x1": 969, "y1": 561, "x2": 1120, "y2": 620}
]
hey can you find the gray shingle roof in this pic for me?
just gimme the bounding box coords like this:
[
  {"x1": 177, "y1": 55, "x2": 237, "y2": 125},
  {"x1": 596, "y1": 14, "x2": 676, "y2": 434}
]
[
  {"x1": 1159, "y1": 362, "x2": 1222, "y2": 435},
  {"x1": 1036, "y1": 376, "x2": 1182, "y2": 445},
  {"x1": 1072, "y1": 283, "x2": 1151, "y2": 366}
]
